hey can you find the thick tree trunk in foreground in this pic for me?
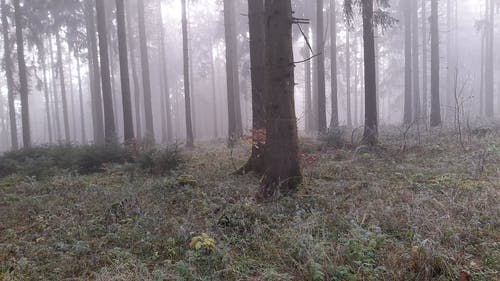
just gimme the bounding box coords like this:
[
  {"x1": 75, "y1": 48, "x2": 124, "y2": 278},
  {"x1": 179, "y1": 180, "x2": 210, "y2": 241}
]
[
  {"x1": 259, "y1": 0, "x2": 301, "y2": 199},
  {"x1": 329, "y1": 0, "x2": 339, "y2": 129},
  {"x1": 138, "y1": 0, "x2": 155, "y2": 144},
  {"x1": 361, "y1": 0, "x2": 378, "y2": 145},
  {"x1": 116, "y1": 0, "x2": 134, "y2": 142},
  {"x1": 430, "y1": 0, "x2": 441, "y2": 127},
  {"x1": 96, "y1": 0, "x2": 116, "y2": 142},
  {"x1": 13, "y1": 0, "x2": 30, "y2": 148},
  {"x1": 181, "y1": 0, "x2": 194, "y2": 147},
  {"x1": 237, "y1": 0, "x2": 266, "y2": 175},
  {"x1": 2, "y1": 0, "x2": 18, "y2": 149}
]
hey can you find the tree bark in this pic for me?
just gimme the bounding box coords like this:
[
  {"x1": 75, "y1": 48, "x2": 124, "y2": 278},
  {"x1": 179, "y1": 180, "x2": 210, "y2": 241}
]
[
  {"x1": 40, "y1": 42, "x2": 53, "y2": 144},
  {"x1": 484, "y1": 0, "x2": 494, "y2": 117},
  {"x1": 329, "y1": 0, "x2": 339, "y2": 129},
  {"x1": 412, "y1": 0, "x2": 421, "y2": 122},
  {"x1": 55, "y1": 32, "x2": 71, "y2": 142},
  {"x1": 75, "y1": 52, "x2": 86, "y2": 143},
  {"x1": 126, "y1": 0, "x2": 142, "y2": 140},
  {"x1": 422, "y1": 0, "x2": 428, "y2": 121},
  {"x1": 316, "y1": 0, "x2": 327, "y2": 133},
  {"x1": 96, "y1": 0, "x2": 116, "y2": 143},
  {"x1": 430, "y1": 0, "x2": 441, "y2": 126},
  {"x1": 138, "y1": 0, "x2": 155, "y2": 144},
  {"x1": 209, "y1": 38, "x2": 218, "y2": 138},
  {"x1": 403, "y1": 0, "x2": 413, "y2": 125},
  {"x1": 260, "y1": 0, "x2": 301, "y2": 199},
  {"x1": 158, "y1": 0, "x2": 173, "y2": 143},
  {"x1": 361, "y1": 0, "x2": 378, "y2": 145},
  {"x1": 1, "y1": 0, "x2": 19, "y2": 149},
  {"x1": 13, "y1": 0, "x2": 30, "y2": 148},
  {"x1": 346, "y1": 30, "x2": 352, "y2": 127},
  {"x1": 181, "y1": 0, "x2": 194, "y2": 147}
]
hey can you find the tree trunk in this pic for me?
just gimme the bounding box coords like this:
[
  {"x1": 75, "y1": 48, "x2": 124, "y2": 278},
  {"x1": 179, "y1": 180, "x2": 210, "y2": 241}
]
[
  {"x1": 403, "y1": 0, "x2": 413, "y2": 125},
  {"x1": 76, "y1": 52, "x2": 86, "y2": 143},
  {"x1": 138, "y1": 0, "x2": 155, "y2": 144},
  {"x1": 430, "y1": 0, "x2": 441, "y2": 126},
  {"x1": 330, "y1": 0, "x2": 338, "y2": 129},
  {"x1": 181, "y1": 0, "x2": 194, "y2": 147},
  {"x1": 484, "y1": 0, "x2": 494, "y2": 117},
  {"x1": 55, "y1": 32, "x2": 71, "y2": 142},
  {"x1": 13, "y1": 0, "x2": 30, "y2": 148},
  {"x1": 346, "y1": 30, "x2": 352, "y2": 127},
  {"x1": 361, "y1": 0, "x2": 378, "y2": 145},
  {"x1": 40, "y1": 43, "x2": 53, "y2": 144},
  {"x1": 412, "y1": 0, "x2": 421, "y2": 122},
  {"x1": 116, "y1": 0, "x2": 134, "y2": 142},
  {"x1": 1, "y1": 0, "x2": 19, "y2": 149},
  {"x1": 209, "y1": 38, "x2": 218, "y2": 138},
  {"x1": 223, "y1": 0, "x2": 242, "y2": 143},
  {"x1": 422, "y1": 0, "x2": 428, "y2": 121},
  {"x1": 303, "y1": 45, "x2": 313, "y2": 133},
  {"x1": 126, "y1": 0, "x2": 142, "y2": 140},
  {"x1": 158, "y1": 0, "x2": 173, "y2": 143},
  {"x1": 260, "y1": 0, "x2": 301, "y2": 199},
  {"x1": 316, "y1": 0, "x2": 327, "y2": 133},
  {"x1": 85, "y1": 0, "x2": 105, "y2": 144},
  {"x1": 96, "y1": 0, "x2": 116, "y2": 143},
  {"x1": 48, "y1": 35, "x2": 62, "y2": 142},
  {"x1": 68, "y1": 48, "x2": 77, "y2": 141},
  {"x1": 237, "y1": 0, "x2": 266, "y2": 175}
]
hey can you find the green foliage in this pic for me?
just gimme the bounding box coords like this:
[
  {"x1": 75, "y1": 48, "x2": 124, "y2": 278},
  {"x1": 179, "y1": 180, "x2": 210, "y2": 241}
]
[{"x1": 136, "y1": 145, "x2": 183, "y2": 175}]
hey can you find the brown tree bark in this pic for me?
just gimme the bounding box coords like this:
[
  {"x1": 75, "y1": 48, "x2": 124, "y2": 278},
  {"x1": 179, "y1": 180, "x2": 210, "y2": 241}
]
[{"x1": 259, "y1": 0, "x2": 301, "y2": 199}]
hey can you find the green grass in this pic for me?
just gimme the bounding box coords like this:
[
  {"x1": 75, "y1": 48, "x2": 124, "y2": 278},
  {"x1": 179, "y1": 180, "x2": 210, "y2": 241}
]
[{"x1": 0, "y1": 127, "x2": 499, "y2": 280}]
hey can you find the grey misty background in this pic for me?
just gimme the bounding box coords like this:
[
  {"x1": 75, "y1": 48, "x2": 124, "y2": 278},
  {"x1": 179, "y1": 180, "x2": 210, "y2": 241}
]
[{"x1": 0, "y1": 0, "x2": 497, "y2": 150}]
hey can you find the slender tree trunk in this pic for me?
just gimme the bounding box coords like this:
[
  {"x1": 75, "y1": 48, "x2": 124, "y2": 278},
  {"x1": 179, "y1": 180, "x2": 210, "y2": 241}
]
[
  {"x1": 1, "y1": 0, "x2": 18, "y2": 149},
  {"x1": 330, "y1": 0, "x2": 339, "y2": 129},
  {"x1": 412, "y1": 0, "x2": 421, "y2": 122},
  {"x1": 209, "y1": 38, "x2": 218, "y2": 138},
  {"x1": 422, "y1": 0, "x2": 428, "y2": 121},
  {"x1": 303, "y1": 45, "x2": 313, "y2": 133},
  {"x1": 138, "y1": 0, "x2": 155, "y2": 144},
  {"x1": 126, "y1": 0, "x2": 142, "y2": 140},
  {"x1": 116, "y1": 0, "x2": 134, "y2": 142},
  {"x1": 237, "y1": 0, "x2": 266, "y2": 175},
  {"x1": 13, "y1": 0, "x2": 30, "y2": 148},
  {"x1": 403, "y1": 0, "x2": 413, "y2": 125},
  {"x1": 316, "y1": 0, "x2": 327, "y2": 133},
  {"x1": 346, "y1": 30, "x2": 352, "y2": 127},
  {"x1": 260, "y1": 0, "x2": 301, "y2": 199},
  {"x1": 49, "y1": 35, "x2": 62, "y2": 142},
  {"x1": 223, "y1": 0, "x2": 242, "y2": 143},
  {"x1": 181, "y1": 0, "x2": 194, "y2": 147},
  {"x1": 361, "y1": 0, "x2": 378, "y2": 145},
  {"x1": 96, "y1": 0, "x2": 116, "y2": 142},
  {"x1": 68, "y1": 49, "x2": 77, "y2": 141},
  {"x1": 40, "y1": 44, "x2": 53, "y2": 144},
  {"x1": 76, "y1": 52, "x2": 86, "y2": 143},
  {"x1": 85, "y1": 0, "x2": 105, "y2": 144},
  {"x1": 484, "y1": 0, "x2": 494, "y2": 117},
  {"x1": 430, "y1": 0, "x2": 441, "y2": 126},
  {"x1": 158, "y1": 0, "x2": 173, "y2": 143},
  {"x1": 55, "y1": 32, "x2": 71, "y2": 142},
  {"x1": 479, "y1": 18, "x2": 485, "y2": 116}
]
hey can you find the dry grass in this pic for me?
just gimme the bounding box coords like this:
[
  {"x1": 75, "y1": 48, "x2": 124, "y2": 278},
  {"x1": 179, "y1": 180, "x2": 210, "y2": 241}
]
[{"x1": 0, "y1": 126, "x2": 499, "y2": 280}]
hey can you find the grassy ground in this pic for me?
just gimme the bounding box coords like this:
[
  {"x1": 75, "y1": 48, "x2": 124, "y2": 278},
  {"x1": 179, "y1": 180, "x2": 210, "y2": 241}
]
[{"x1": 0, "y1": 127, "x2": 499, "y2": 281}]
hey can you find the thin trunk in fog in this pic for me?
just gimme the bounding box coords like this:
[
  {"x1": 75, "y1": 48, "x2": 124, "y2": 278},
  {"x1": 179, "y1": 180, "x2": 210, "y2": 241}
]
[
  {"x1": 76, "y1": 52, "x2": 86, "y2": 143},
  {"x1": 303, "y1": 44, "x2": 313, "y2": 133},
  {"x1": 361, "y1": 0, "x2": 377, "y2": 145},
  {"x1": 1, "y1": 0, "x2": 18, "y2": 149},
  {"x1": 316, "y1": 0, "x2": 326, "y2": 133},
  {"x1": 55, "y1": 32, "x2": 70, "y2": 142},
  {"x1": 237, "y1": 0, "x2": 266, "y2": 175},
  {"x1": 96, "y1": 0, "x2": 116, "y2": 142},
  {"x1": 412, "y1": 0, "x2": 421, "y2": 122},
  {"x1": 68, "y1": 49, "x2": 77, "y2": 141},
  {"x1": 329, "y1": 0, "x2": 338, "y2": 129},
  {"x1": 209, "y1": 38, "x2": 218, "y2": 138},
  {"x1": 14, "y1": 0, "x2": 30, "y2": 148},
  {"x1": 346, "y1": 30, "x2": 352, "y2": 127},
  {"x1": 224, "y1": 0, "x2": 242, "y2": 142},
  {"x1": 49, "y1": 35, "x2": 62, "y2": 142},
  {"x1": 138, "y1": 0, "x2": 155, "y2": 144},
  {"x1": 260, "y1": 0, "x2": 301, "y2": 199},
  {"x1": 484, "y1": 0, "x2": 494, "y2": 117},
  {"x1": 126, "y1": 0, "x2": 142, "y2": 140},
  {"x1": 403, "y1": 0, "x2": 412, "y2": 125},
  {"x1": 116, "y1": 0, "x2": 134, "y2": 142},
  {"x1": 422, "y1": 0, "x2": 428, "y2": 121},
  {"x1": 158, "y1": 0, "x2": 173, "y2": 143},
  {"x1": 181, "y1": 0, "x2": 194, "y2": 147},
  {"x1": 430, "y1": 0, "x2": 441, "y2": 126},
  {"x1": 479, "y1": 15, "x2": 485, "y2": 116},
  {"x1": 187, "y1": 12, "x2": 197, "y2": 139},
  {"x1": 40, "y1": 44, "x2": 53, "y2": 144},
  {"x1": 311, "y1": 2, "x2": 319, "y2": 132},
  {"x1": 85, "y1": 0, "x2": 105, "y2": 144}
]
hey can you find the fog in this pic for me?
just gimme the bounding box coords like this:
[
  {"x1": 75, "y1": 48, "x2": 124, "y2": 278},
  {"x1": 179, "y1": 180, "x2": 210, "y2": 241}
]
[{"x1": 0, "y1": 0, "x2": 498, "y2": 151}]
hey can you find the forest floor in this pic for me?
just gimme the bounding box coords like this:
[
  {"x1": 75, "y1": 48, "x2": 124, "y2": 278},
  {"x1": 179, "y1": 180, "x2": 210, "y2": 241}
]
[{"x1": 0, "y1": 127, "x2": 499, "y2": 281}]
